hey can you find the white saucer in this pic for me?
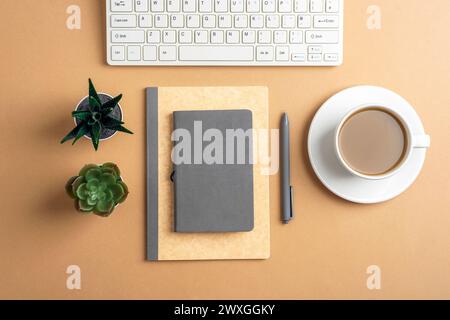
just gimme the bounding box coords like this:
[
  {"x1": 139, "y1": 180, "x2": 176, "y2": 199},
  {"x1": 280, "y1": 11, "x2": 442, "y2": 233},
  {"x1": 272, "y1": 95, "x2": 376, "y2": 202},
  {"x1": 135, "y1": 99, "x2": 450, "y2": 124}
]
[{"x1": 307, "y1": 86, "x2": 429, "y2": 204}]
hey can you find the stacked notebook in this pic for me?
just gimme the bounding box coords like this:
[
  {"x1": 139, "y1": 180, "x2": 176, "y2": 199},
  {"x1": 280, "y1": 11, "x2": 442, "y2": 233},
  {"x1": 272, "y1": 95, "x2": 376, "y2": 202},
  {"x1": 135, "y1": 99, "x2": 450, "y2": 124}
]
[
  {"x1": 146, "y1": 87, "x2": 270, "y2": 261},
  {"x1": 173, "y1": 109, "x2": 255, "y2": 233}
]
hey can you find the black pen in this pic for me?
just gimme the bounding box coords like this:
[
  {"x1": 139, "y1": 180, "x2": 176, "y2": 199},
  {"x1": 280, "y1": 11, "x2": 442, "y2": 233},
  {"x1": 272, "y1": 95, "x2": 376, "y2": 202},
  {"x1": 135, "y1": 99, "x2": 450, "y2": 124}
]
[{"x1": 280, "y1": 113, "x2": 294, "y2": 224}]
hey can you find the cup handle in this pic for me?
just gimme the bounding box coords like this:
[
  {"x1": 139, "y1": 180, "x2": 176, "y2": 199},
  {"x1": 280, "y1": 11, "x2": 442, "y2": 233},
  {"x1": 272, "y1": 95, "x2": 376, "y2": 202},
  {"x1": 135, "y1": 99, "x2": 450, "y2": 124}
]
[{"x1": 412, "y1": 134, "x2": 431, "y2": 149}]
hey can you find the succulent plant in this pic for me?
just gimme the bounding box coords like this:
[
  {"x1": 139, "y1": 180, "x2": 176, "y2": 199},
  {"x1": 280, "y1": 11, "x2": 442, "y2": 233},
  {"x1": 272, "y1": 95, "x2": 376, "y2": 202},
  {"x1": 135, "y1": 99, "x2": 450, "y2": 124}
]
[
  {"x1": 66, "y1": 163, "x2": 129, "y2": 217},
  {"x1": 60, "y1": 79, "x2": 133, "y2": 151}
]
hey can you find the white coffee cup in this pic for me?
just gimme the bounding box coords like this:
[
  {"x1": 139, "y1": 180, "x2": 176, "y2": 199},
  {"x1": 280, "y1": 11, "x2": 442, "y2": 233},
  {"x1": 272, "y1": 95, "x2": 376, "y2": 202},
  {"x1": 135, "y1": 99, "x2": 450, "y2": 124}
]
[{"x1": 334, "y1": 104, "x2": 431, "y2": 180}]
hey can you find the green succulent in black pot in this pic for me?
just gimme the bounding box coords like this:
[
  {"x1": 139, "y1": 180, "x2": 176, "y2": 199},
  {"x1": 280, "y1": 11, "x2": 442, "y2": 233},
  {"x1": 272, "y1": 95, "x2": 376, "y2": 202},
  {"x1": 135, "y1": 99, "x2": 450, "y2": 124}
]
[
  {"x1": 61, "y1": 79, "x2": 133, "y2": 150},
  {"x1": 65, "y1": 163, "x2": 129, "y2": 217}
]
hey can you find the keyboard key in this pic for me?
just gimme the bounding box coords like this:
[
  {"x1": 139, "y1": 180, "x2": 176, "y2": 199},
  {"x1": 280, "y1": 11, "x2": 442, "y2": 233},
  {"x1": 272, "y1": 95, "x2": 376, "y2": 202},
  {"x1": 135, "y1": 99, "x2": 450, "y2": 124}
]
[
  {"x1": 290, "y1": 30, "x2": 303, "y2": 43},
  {"x1": 159, "y1": 45, "x2": 177, "y2": 60},
  {"x1": 151, "y1": 0, "x2": 164, "y2": 12},
  {"x1": 282, "y1": 15, "x2": 296, "y2": 28},
  {"x1": 308, "y1": 46, "x2": 322, "y2": 53},
  {"x1": 203, "y1": 14, "x2": 216, "y2": 27},
  {"x1": 183, "y1": 0, "x2": 196, "y2": 12},
  {"x1": 111, "y1": 15, "x2": 137, "y2": 28},
  {"x1": 274, "y1": 30, "x2": 287, "y2": 43},
  {"x1": 310, "y1": 0, "x2": 323, "y2": 13},
  {"x1": 154, "y1": 14, "x2": 168, "y2": 27},
  {"x1": 195, "y1": 30, "x2": 208, "y2": 43},
  {"x1": 143, "y1": 45, "x2": 157, "y2": 60},
  {"x1": 163, "y1": 30, "x2": 176, "y2": 43},
  {"x1": 147, "y1": 30, "x2": 161, "y2": 43},
  {"x1": 262, "y1": 0, "x2": 276, "y2": 12},
  {"x1": 231, "y1": 0, "x2": 244, "y2": 12},
  {"x1": 199, "y1": 0, "x2": 212, "y2": 12},
  {"x1": 242, "y1": 30, "x2": 256, "y2": 43},
  {"x1": 139, "y1": 15, "x2": 152, "y2": 27},
  {"x1": 294, "y1": 0, "x2": 308, "y2": 12},
  {"x1": 234, "y1": 15, "x2": 248, "y2": 28},
  {"x1": 128, "y1": 45, "x2": 142, "y2": 60},
  {"x1": 305, "y1": 30, "x2": 338, "y2": 43},
  {"x1": 258, "y1": 30, "x2": 271, "y2": 44},
  {"x1": 308, "y1": 53, "x2": 321, "y2": 61},
  {"x1": 278, "y1": 0, "x2": 292, "y2": 13},
  {"x1": 179, "y1": 30, "x2": 193, "y2": 43},
  {"x1": 187, "y1": 15, "x2": 201, "y2": 27},
  {"x1": 167, "y1": 0, "x2": 181, "y2": 12},
  {"x1": 111, "y1": 46, "x2": 125, "y2": 60},
  {"x1": 292, "y1": 53, "x2": 306, "y2": 61},
  {"x1": 215, "y1": 0, "x2": 228, "y2": 12},
  {"x1": 226, "y1": 30, "x2": 240, "y2": 43},
  {"x1": 276, "y1": 46, "x2": 289, "y2": 61},
  {"x1": 112, "y1": 30, "x2": 145, "y2": 43},
  {"x1": 246, "y1": 0, "x2": 260, "y2": 13},
  {"x1": 135, "y1": 0, "x2": 149, "y2": 12},
  {"x1": 218, "y1": 15, "x2": 232, "y2": 28},
  {"x1": 298, "y1": 15, "x2": 311, "y2": 28},
  {"x1": 111, "y1": 0, "x2": 133, "y2": 12},
  {"x1": 256, "y1": 46, "x2": 274, "y2": 61},
  {"x1": 324, "y1": 53, "x2": 338, "y2": 61},
  {"x1": 266, "y1": 15, "x2": 280, "y2": 28},
  {"x1": 314, "y1": 15, "x2": 339, "y2": 28},
  {"x1": 179, "y1": 45, "x2": 254, "y2": 61},
  {"x1": 171, "y1": 14, "x2": 184, "y2": 27},
  {"x1": 326, "y1": 0, "x2": 339, "y2": 13},
  {"x1": 250, "y1": 15, "x2": 264, "y2": 28},
  {"x1": 211, "y1": 30, "x2": 224, "y2": 43}
]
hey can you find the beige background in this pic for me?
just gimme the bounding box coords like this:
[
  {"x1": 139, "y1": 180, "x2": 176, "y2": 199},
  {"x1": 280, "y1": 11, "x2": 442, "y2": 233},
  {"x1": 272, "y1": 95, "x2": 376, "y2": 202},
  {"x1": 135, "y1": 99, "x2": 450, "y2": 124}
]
[{"x1": 0, "y1": 0, "x2": 449, "y2": 299}]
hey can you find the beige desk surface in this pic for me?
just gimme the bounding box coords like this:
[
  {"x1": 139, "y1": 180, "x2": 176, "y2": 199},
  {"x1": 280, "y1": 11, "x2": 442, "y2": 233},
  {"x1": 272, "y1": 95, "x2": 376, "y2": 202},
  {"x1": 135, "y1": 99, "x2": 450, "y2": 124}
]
[{"x1": 1, "y1": 0, "x2": 449, "y2": 299}]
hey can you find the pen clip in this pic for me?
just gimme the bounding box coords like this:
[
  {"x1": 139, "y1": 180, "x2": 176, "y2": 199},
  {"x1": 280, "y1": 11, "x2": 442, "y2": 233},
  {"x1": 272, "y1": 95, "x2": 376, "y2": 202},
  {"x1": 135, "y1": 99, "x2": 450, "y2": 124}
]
[{"x1": 289, "y1": 186, "x2": 294, "y2": 219}]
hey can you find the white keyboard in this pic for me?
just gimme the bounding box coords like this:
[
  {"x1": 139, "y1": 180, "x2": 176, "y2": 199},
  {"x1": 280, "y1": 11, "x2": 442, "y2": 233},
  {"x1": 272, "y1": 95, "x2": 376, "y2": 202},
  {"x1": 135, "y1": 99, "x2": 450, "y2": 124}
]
[{"x1": 106, "y1": 0, "x2": 344, "y2": 66}]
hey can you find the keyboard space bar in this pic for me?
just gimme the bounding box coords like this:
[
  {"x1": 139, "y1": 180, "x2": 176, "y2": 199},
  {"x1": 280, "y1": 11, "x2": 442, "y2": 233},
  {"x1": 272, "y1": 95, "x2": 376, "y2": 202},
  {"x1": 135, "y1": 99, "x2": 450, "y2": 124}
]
[{"x1": 179, "y1": 46, "x2": 254, "y2": 61}]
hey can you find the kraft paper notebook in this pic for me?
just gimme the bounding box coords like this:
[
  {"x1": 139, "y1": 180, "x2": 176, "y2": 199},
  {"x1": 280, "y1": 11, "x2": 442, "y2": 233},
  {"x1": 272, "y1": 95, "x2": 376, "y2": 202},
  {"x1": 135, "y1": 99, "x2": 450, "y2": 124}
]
[{"x1": 146, "y1": 87, "x2": 270, "y2": 261}]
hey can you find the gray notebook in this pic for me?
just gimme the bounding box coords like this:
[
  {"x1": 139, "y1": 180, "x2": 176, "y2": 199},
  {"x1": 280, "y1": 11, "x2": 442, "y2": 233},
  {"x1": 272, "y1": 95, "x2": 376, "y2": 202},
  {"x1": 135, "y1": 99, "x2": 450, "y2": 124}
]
[{"x1": 172, "y1": 110, "x2": 254, "y2": 233}]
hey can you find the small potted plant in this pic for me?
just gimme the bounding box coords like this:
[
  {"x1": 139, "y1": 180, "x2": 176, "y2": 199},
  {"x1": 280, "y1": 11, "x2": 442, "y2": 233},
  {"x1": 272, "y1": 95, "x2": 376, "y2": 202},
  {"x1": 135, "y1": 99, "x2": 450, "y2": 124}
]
[
  {"x1": 61, "y1": 79, "x2": 133, "y2": 150},
  {"x1": 65, "y1": 163, "x2": 129, "y2": 217}
]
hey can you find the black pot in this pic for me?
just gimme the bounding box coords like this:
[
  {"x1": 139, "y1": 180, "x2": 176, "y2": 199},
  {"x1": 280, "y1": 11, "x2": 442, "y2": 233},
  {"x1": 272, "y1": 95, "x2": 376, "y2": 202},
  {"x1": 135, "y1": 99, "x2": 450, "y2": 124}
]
[{"x1": 74, "y1": 93, "x2": 123, "y2": 140}]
